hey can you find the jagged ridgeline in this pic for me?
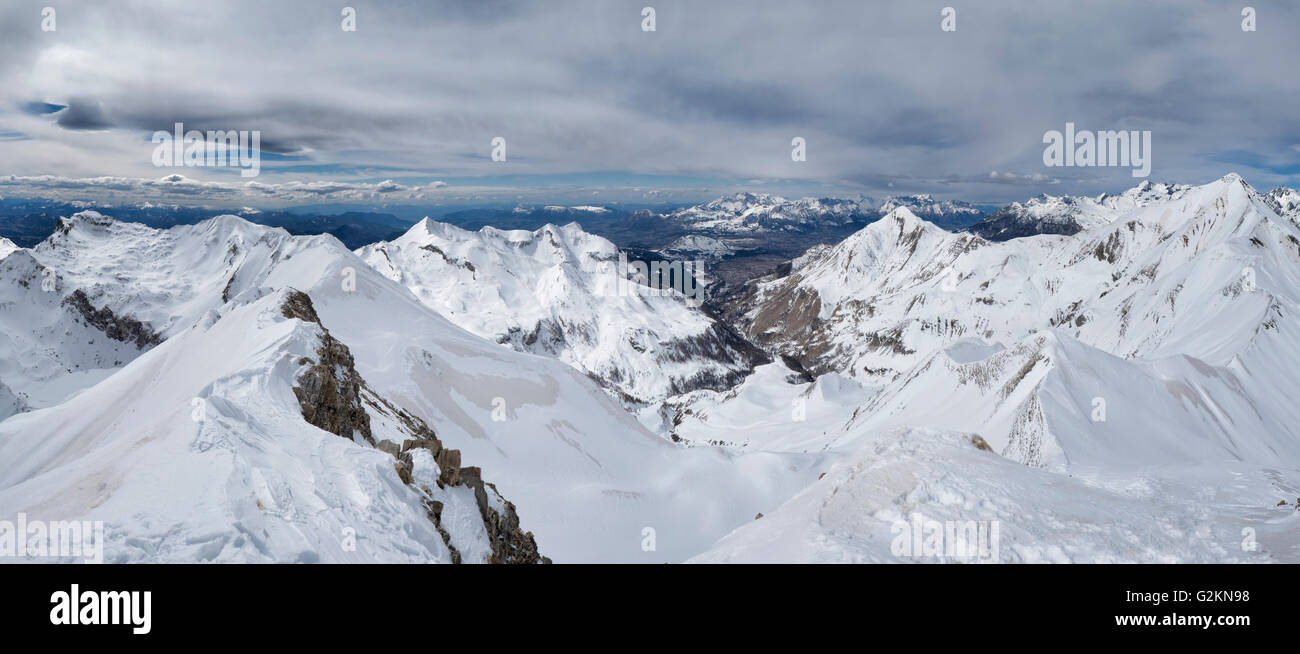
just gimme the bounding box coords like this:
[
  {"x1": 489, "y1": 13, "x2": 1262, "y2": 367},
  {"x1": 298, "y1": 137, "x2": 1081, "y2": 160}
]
[{"x1": 281, "y1": 290, "x2": 548, "y2": 564}]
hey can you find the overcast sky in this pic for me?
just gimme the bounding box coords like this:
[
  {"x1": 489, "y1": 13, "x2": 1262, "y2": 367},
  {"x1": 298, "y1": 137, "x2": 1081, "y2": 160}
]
[{"x1": 1, "y1": 0, "x2": 1298, "y2": 208}]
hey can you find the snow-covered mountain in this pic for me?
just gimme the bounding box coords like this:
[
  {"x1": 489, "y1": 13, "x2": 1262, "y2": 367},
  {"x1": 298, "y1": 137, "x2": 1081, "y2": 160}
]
[
  {"x1": 0, "y1": 212, "x2": 819, "y2": 563},
  {"x1": 874, "y1": 194, "x2": 983, "y2": 228},
  {"x1": 664, "y1": 193, "x2": 873, "y2": 234},
  {"x1": 538, "y1": 205, "x2": 610, "y2": 215},
  {"x1": 0, "y1": 242, "x2": 151, "y2": 420},
  {"x1": 969, "y1": 181, "x2": 1191, "y2": 240},
  {"x1": 662, "y1": 192, "x2": 983, "y2": 236},
  {"x1": 734, "y1": 175, "x2": 1288, "y2": 379},
  {"x1": 356, "y1": 219, "x2": 768, "y2": 405},
  {"x1": 685, "y1": 174, "x2": 1300, "y2": 562},
  {"x1": 1266, "y1": 186, "x2": 1300, "y2": 222},
  {"x1": 656, "y1": 234, "x2": 741, "y2": 260}
]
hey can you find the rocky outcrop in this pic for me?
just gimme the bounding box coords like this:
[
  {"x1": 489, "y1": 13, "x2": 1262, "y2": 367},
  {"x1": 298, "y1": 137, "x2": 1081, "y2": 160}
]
[
  {"x1": 383, "y1": 413, "x2": 549, "y2": 564},
  {"x1": 282, "y1": 290, "x2": 373, "y2": 444},
  {"x1": 282, "y1": 290, "x2": 549, "y2": 564},
  {"x1": 403, "y1": 438, "x2": 549, "y2": 564},
  {"x1": 63, "y1": 289, "x2": 163, "y2": 349}
]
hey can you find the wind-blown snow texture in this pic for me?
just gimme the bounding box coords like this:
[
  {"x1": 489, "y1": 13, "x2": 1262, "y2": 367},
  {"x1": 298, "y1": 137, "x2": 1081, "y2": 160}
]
[{"x1": 2, "y1": 174, "x2": 1299, "y2": 564}]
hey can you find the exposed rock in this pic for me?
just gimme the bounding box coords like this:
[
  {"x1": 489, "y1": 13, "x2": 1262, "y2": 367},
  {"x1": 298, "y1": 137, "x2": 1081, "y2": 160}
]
[
  {"x1": 394, "y1": 462, "x2": 412, "y2": 485},
  {"x1": 221, "y1": 273, "x2": 237, "y2": 302},
  {"x1": 401, "y1": 438, "x2": 441, "y2": 456},
  {"x1": 437, "y1": 449, "x2": 461, "y2": 486},
  {"x1": 62, "y1": 289, "x2": 163, "y2": 349},
  {"x1": 472, "y1": 479, "x2": 549, "y2": 564},
  {"x1": 966, "y1": 434, "x2": 994, "y2": 452},
  {"x1": 284, "y1": 291, "x2": 374, "y2": 444},
  {"x1": 425, "y1": 500, "x2": 461, "y2": 564},
  {"x1": 459, "y1": 465, "x2": 481, "y2": 487},
  {"x1": 281, "y1": 289, "x2": 548, "y2": 564},
  {"x1": 280, "y1": 289, "x2": 321, "y2": 324}
]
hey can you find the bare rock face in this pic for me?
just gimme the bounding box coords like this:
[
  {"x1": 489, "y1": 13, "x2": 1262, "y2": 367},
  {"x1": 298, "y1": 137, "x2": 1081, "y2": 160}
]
[
  {"x1": 283, "y1": 291, "x2": 374, "y2": 444},
  {"x1": 397, "y1": 429, "x2": 549, "y2": 564},
  {"x1": 282, "y1": 289, "x2": 549, "y2": 564},
  {"x1": 476, "y1": 480, "x2": 549, "y2": 564},
  {"x1": 63, "y1": 289, "x2": 163, "y2": 349}
]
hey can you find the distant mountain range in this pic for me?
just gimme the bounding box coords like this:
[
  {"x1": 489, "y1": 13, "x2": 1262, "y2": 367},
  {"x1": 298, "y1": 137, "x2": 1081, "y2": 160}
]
[{"x1": 0, "y1": 198, "x2": 412, "y2": 249}]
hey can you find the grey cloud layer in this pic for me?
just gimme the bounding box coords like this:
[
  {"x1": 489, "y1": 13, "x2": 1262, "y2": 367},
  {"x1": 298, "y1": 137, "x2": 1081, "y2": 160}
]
[
  {"x1": 0, "y1": 174, "x2": 442, "y2": 203},
  {"x1": 0, "y1": 0, "x2": 1297, "y2": 204}
]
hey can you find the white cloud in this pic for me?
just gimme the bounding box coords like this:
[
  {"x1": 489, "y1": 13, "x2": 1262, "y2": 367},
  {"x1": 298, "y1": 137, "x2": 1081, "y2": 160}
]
[{"x1": 988, "y1": 171, "x2": 1060, "y2": 185}]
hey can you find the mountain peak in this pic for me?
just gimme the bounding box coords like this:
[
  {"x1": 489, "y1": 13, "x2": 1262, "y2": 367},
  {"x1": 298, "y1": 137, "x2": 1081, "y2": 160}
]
[
  {"x1": 47, "y1": 210, "x2": 129, "y2": 244},
  {"x1": 705, "y1": 191, "x2": 785, "y2": 208},
  {"x1": 881, "y1": 204, "x2": 926, "y2": 226},
  {"x1": 0, "y1": 236, "x2": 19, "y2": 260},
  {"x1": 837, "y1": 205, "x2": 953, "y2": 254}
]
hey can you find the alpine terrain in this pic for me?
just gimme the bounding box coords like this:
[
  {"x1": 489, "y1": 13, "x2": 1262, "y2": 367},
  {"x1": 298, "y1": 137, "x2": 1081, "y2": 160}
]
[{"x1": 1, "y1": 174, "x2": 1298, "y2": 564}]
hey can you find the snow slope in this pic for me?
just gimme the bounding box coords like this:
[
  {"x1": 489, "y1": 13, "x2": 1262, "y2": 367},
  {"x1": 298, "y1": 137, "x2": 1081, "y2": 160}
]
[
  {"x1": 0, "y1": 248, "x2": 148, "y2": 417},
  {"x1": 662, "y1": 360, "x2": 874, "y2": 452},
  {"x1": 837, "y1": 330, "x2": 1300, "y2": 470},
  {"x1": 693, "y1": 428, "x2": 1298, "y2": 563},
  {"x1": 0, "y1": 288, "x2": 478, "y2": 562}
]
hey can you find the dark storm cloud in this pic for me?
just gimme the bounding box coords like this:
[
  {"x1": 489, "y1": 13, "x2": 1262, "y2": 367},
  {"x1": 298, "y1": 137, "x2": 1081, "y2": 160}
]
[
  {"x1": 0, "y1": 0, "x2": 1297, "y2": 204},
  {"x1": 54, "y1": 98, "x2": 113, "y2": 130}
]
